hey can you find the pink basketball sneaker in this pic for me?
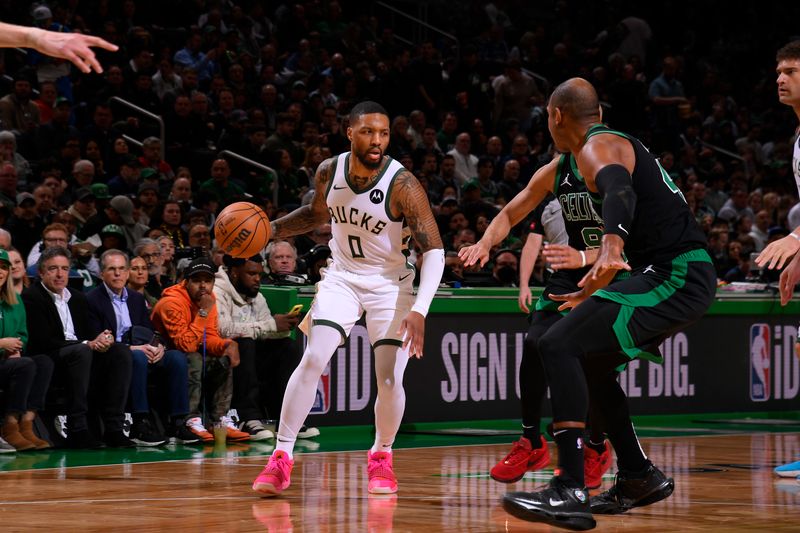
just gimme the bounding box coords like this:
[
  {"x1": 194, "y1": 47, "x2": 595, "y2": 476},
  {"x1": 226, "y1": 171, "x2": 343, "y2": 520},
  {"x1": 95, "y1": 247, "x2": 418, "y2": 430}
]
[
  {"x1": 367, "y1": 451, "x2": 398, "y2": 494},
  {"x1": 252, "y1": 451, "x2": 294, "y2": 496}
]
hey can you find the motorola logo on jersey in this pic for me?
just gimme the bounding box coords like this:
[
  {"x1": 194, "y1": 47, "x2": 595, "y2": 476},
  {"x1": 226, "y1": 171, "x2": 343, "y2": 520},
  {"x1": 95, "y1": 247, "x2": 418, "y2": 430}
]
[
  {"x1": 328, "y1": 205, "x2": 387, "y2": 235},
  {"x1": 370, "y1": 189, "x2": 384, "y2": 204}
]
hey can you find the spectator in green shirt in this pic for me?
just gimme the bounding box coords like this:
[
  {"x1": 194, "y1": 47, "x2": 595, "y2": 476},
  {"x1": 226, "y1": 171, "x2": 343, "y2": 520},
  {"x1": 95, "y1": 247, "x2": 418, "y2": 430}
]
[
  {"x1": 200, "y1": 159, "x2": 245, "y2": 207},
  {"x1": 0, "y1": 248, "x2": 54, "y2": 450}
]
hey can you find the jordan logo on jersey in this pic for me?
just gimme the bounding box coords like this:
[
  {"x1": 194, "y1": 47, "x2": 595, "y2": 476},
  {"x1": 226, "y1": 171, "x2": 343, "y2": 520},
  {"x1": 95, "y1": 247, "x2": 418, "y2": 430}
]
[
  {"x1": 561, "y1": 172, "x2": 571, "y2": 187},
  {"x1": 370, "y1": 190, "x2": 384, "y2": 204},
  {"x1": 328, "y1": 205, "x2": 388, "y2": 235}
]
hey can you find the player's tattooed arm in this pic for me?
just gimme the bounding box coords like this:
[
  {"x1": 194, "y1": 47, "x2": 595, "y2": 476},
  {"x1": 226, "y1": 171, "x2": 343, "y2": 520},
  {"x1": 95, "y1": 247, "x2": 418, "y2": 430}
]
[
  {"x1": 270, "y1": 157, "x2": 334, "y2": 239},
  {"x1": 391, "y1": 170, "x2": 443, "y2": 253}
]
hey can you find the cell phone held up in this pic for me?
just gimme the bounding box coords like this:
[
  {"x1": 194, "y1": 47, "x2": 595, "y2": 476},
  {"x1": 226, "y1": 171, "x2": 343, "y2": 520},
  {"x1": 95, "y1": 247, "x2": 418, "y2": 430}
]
[{"x1": 287, "y1": 304, "x2": 304, "y2": 317}]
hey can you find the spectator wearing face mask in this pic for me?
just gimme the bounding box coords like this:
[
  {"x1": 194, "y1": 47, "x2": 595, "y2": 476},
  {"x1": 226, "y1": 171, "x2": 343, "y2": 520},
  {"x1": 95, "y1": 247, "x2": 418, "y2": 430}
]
[{"x1": 492, "y1": 248, "x2": 519, "y2": 287}]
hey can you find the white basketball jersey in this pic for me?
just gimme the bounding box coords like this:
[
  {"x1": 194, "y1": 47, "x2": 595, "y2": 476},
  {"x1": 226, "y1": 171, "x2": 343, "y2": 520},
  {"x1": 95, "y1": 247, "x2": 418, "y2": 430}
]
[{"x1": 325, "y1": 152, "x2": 410, "y2": 275}]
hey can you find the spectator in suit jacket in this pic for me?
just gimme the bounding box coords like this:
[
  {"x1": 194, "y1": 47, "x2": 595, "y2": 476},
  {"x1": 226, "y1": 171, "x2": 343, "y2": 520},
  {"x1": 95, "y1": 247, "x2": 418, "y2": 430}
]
[
  {"x1": 87, "y1": 250, "x2": 198, "y2": 446},
  {"x1": 21, "y1": 246, "x2": 132, "y2": 448}
]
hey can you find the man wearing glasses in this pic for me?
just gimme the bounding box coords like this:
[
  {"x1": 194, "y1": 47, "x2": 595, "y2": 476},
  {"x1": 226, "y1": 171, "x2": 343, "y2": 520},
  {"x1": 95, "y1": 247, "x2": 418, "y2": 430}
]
[
  {"x1": 133, "y1": 238, "x2": 172, "y2": 298},
  {"x1": 87, "y1": 250, "x2": 196, "y2": 446}
]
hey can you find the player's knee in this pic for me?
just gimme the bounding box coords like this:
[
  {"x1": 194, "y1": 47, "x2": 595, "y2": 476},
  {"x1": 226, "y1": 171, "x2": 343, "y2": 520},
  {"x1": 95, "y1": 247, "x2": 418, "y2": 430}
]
[
  {"x1": 376, "y1": 375, "x2": 401, "y2": 394},
  {"x1": 536, "y1": 332, "x2": 559, "y2": 361},
  {"x1": 297, "y1": 352, "x2": 328, "y2": 377},
  {"x1": 523, "y1": 334, "x2": 540, "y2": 359}
]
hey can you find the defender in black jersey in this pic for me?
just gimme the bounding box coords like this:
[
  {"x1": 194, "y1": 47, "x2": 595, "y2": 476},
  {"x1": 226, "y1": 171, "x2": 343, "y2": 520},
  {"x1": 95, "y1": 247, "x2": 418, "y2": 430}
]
[
  {"x1": 473, "y1": 154, "x2": 614, "y2": 488},
  {"x1": 493, "y1": 79, "x2": 714, "y2": 530}
]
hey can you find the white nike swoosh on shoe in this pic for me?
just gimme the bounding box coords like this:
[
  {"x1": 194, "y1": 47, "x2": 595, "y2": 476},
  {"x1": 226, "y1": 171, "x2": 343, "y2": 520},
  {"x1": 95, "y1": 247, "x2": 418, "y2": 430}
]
[{"x1": 549, "y1": 498, "x2": 566, "y2": 506}]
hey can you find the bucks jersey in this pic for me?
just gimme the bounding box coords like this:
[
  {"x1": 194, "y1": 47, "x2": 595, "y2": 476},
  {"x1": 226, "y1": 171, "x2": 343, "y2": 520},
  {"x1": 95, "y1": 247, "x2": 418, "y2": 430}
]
[
  {"x1": 553, "y1": 153, "x2": 604, "y2": 252},
  {"x1": 584, "y1": 124, "x2": 707, "y2": 268},
  {"x1": 325, "y1": 152, "x2": 410, "y2": 275}
]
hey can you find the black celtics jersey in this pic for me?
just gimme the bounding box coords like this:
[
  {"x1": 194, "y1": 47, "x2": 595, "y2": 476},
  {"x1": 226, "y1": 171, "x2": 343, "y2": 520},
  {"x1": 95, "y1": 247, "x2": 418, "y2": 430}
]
[
  {"x1": 584, "y1": 124, "x2": 707, "y2": 268},
  {"x1": 553, "y1": 153, "x2": 604, "y2": 252}
]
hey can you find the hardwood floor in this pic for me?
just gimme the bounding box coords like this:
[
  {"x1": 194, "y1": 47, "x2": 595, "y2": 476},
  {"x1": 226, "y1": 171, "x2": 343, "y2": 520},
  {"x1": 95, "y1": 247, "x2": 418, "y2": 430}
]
[{"x1": 0, "y1": 433, "x2": 798, "y2": 531}]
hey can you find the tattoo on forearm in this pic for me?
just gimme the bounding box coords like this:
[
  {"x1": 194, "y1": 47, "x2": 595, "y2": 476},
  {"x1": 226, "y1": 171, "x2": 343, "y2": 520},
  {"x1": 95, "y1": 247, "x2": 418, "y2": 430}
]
[
  {"x1": 271, "y1": 206, "x2": 317, "y2": 238},
  {"x1": 393, "y1": 170, "x2": 443, "y2": 253},
  {"x1": 271, "y1": 158, "x2": 334, "y2": 238}
]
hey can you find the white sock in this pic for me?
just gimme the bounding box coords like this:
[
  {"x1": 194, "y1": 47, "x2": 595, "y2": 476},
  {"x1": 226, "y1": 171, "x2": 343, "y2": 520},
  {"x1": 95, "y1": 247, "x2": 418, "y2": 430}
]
[
  {"x1": 371, "y1": 344, "x2": 409, "y2": 454},
  {"x1": 275, "y1": 324, "x2": 341, "y2": 459}
]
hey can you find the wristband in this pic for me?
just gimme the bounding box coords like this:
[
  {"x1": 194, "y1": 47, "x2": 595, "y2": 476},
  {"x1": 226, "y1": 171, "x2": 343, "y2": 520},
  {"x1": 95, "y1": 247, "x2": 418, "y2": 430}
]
[
  {"x1": 789, "y1": 232, "x2": 800, "y2": 242},
  {"x1": 579, "y1": 250, "x2": 586, "y2": 268}
]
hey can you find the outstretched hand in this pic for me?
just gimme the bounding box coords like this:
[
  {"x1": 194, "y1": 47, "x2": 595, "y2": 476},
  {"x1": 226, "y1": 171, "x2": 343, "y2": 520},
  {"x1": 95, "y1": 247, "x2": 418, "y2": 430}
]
[
  {"x1": 549, "y1": 289, "x2": 589, "y2": 311},
  {"x1": 30, "y1": 29, "x2": 118, "y2": 73},
  {"x1": 756, "y1": 234, "x2": 800, "y2": 271},
  {"x1": 458, "y1": 241, "x2": 491, "y2": 268},
  {"x1": 579, "y1": 236, "x2": 630, "y2": 288},
  {"x1": 542, "y1": 244, "x2": 583, "y2": 270},
  {"x1": 779, "y1": 252, "x2": 800, "y2": 306},
  {"x1": 397, "y1": 311, "x2": 425, "y2": 358}
]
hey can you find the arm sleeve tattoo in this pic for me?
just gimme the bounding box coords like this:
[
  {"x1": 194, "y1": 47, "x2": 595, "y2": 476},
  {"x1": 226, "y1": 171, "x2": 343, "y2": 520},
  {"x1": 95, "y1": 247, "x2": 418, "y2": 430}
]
[
  {"x1": 270, "y1": 157, "x2": 334, "y2": 239},
  {"x1": 392, "y1": 170, "x2": 444, "y2": 253}
]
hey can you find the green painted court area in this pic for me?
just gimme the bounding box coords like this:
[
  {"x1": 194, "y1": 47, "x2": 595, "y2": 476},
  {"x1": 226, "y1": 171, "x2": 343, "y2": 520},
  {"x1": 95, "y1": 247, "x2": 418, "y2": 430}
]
[{"x1": 0, "y1": 411, "x2": 797, "y2": 472}]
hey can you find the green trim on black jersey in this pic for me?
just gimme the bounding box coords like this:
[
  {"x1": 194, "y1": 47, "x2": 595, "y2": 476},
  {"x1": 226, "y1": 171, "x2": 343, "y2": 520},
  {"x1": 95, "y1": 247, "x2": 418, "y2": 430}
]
[
  {"x1": 585, "y1": 124, "x2": 629, "y2": 207},
  {"x1": 553, "y1": 153, "x2": 566, "y2": 194},
  {"x1": 585, "y1": 123, "x2": 632, "y2": 142},
  {"x1": 567, "y1": 154, "x2": 585, "y2": 183},
  {"x1": 344, "y1": 154, "x2": 394, "y2": 195},
  {"x1": 534, "y1": 294, "x2": 570, "y2": 316},
  {"x1": 383, "y1": 165, "x2": 406, "y2": 222},
  {"x1": 594, "y1": 248, "x2": 711, "y2": 363},
  {"x1": 324, "y1": 155, "x2": 339, "y2": 200}
]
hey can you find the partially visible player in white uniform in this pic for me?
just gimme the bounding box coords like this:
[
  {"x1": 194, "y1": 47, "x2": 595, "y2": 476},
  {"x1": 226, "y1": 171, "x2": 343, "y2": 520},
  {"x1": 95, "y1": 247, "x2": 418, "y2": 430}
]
[
  {"x1": 252, "y1": 101, "x2": 444, "y2": 496},
  {"x1": 755, "y1": 40, "x2": 800, "y2": 481}
]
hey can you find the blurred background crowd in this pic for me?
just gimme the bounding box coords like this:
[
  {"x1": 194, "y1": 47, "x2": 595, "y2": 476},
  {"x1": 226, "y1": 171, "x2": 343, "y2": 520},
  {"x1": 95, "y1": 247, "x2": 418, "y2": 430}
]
[{"x1": 0, "y1": 0, "x2": 798, "y2": 289}]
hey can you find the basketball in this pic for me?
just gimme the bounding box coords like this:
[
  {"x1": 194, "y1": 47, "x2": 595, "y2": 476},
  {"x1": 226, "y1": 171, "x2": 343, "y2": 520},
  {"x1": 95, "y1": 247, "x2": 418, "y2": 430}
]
[{"x1": 214, "y1": 202, "x2": 271, "y2": 258}]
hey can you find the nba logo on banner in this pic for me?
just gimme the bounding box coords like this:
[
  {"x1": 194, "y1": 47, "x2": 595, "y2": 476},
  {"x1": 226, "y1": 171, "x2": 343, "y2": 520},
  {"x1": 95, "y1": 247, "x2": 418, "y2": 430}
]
[
  {"x1": 311, "y1": 361, "x2": 331, "y2": 414},
  {"x1": 749, "y1": 324, "x2": 771, "y2": 402}
]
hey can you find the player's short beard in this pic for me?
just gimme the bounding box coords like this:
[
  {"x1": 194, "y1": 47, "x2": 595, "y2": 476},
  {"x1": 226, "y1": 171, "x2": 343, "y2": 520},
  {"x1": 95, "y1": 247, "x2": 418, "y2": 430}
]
[{"x1": 355, "y1": 148, "x2": 383, "y2": 170}]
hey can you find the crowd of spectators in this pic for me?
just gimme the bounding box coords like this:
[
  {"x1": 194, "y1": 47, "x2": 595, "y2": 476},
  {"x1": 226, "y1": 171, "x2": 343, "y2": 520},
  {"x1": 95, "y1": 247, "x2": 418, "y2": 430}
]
[{"x1": 0, "y1": 0, "x2": 799, "y2": 449}]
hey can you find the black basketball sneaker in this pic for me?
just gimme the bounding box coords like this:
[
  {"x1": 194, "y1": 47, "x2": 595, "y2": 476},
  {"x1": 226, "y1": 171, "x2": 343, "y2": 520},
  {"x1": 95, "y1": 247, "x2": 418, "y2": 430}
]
[
  {"x1": 590, "y1": 462, "x2": 674, "y2": 514},
  {"x1": 502, "y1": 476, "x2": 596, "y2": 531}
]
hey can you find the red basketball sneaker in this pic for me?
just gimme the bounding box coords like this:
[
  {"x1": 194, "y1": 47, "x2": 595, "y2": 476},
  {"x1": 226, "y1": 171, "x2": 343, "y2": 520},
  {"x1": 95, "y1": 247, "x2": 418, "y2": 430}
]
[
  {"x1": 368, "y1": 451, "x2": 398, "y2": 494},
  {"x1": 584, "y1": 441, "x2": 612, "y2": 489},
  {"x1": 490, "y1": 436, "x2": 550, "y2": 483},
  {"x1": 252, "y1": 451, "x2": 294, "y2": 496}
]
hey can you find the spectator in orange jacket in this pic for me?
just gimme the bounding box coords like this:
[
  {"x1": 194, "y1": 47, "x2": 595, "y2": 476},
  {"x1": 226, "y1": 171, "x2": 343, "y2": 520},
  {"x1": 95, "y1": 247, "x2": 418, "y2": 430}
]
[{"x1": 151, "y1": 257, "x2": 248, "y2": 443}]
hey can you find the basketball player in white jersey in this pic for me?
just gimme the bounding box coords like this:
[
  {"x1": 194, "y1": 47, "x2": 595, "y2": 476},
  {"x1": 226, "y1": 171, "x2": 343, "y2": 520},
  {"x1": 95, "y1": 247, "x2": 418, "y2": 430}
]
[
  {"x1": 252, "y1": 101, "x2": 444, "y2": 496},
  {"x1": 756, "y1": 40, "x2": 800, "y2": 481},
  {"x1": 758, "y1": 41, "x2": 800, "y2": 301}
]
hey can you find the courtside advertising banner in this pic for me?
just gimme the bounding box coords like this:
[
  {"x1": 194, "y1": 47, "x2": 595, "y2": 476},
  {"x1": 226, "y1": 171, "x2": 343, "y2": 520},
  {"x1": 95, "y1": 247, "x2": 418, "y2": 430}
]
[{"x1": 305, "y1": 314, "x2": 800, "y2": 425}]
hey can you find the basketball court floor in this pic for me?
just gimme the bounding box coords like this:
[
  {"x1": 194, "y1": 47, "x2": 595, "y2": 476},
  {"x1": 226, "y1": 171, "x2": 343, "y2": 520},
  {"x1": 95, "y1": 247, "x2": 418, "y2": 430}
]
[{"x1": 1, "y1": 413, "x2": 798, "y2": 531}]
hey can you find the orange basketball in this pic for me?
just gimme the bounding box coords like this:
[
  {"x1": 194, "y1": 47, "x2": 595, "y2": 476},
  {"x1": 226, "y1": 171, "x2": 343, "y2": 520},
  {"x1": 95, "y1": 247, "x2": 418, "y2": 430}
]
[{"x1": 214, "y1": 202, "x2": 271, "y2": 258}]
